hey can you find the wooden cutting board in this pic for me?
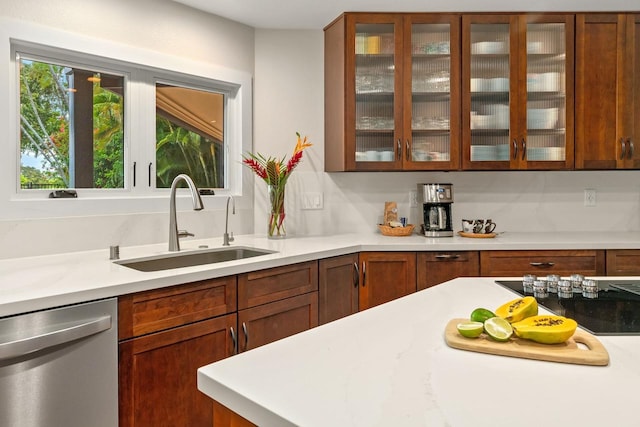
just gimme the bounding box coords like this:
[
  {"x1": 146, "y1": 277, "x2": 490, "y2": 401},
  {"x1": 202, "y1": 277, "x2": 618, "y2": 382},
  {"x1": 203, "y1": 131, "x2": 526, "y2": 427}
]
[{"x1": 445, "y1": 318, "x2": 609, "y2": 366}]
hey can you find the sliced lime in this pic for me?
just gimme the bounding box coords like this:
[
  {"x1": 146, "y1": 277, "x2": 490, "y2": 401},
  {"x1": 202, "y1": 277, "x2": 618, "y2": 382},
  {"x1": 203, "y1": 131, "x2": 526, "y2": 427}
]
[
  {"x1": 456, "y1": 321, "x2": 484, "y2": 338},
  {"x1": 470, "y1": 308, "x2": 496, "y2": 323},
  {"x1": 484, "y1": 317, "x2": 513, "y2": 342}
]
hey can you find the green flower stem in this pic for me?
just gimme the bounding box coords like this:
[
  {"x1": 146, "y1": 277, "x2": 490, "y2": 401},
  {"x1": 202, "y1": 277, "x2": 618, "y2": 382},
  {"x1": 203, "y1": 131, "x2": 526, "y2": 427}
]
[{"x1": 268, "y1": 184, "x2": 286, "y2": 237}]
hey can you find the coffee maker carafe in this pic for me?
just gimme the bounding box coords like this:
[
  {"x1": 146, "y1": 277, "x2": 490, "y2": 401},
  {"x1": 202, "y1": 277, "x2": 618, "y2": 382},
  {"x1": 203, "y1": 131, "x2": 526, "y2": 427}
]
[{"x1": 419, "y1": 183, "x2": 453, "y2": 237}]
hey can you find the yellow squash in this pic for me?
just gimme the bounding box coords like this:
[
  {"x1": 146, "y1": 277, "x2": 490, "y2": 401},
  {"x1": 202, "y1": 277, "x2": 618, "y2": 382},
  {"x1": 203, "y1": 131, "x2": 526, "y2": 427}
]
[
  {"x1": 495, "y1": 296, "x2": 538, "y2": 323},
  {"x1": 512, "y1": 315, "x2": 578, "y2": 344}
]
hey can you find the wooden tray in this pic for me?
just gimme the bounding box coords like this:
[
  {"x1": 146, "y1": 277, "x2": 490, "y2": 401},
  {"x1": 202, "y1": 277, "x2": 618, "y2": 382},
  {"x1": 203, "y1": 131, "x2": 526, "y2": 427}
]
[
  {"x1": 458, "y1": 231, "x2": 496, "y2": 238},
  {"x1": 445, "y1": 318, "x2": 609, "y2": 366}
]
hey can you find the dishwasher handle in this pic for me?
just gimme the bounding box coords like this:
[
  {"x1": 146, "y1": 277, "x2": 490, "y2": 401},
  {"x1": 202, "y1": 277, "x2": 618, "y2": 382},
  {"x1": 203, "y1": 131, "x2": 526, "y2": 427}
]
[{"x1": 0, "y1": 314, "x2": 112, "y2": 362}]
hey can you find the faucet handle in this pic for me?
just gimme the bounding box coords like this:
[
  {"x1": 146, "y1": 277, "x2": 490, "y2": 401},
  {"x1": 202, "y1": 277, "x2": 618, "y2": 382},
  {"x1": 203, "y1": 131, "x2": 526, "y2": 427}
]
[
  {"x1": 229, "y1": 232, "x2": 235, "y2": 243},
  {"x1": 177, "y1": 229, "x2": 195, "y2": 238}
]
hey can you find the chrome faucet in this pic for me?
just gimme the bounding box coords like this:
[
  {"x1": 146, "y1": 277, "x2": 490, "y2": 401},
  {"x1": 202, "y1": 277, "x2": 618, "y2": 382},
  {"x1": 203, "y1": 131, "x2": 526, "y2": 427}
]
[
  {"x1": 168, "y1": 174, "x2": 204, "y2": 252},
  {"x1": 223, "y1": 195, "x2": 235, "y2": 246}
]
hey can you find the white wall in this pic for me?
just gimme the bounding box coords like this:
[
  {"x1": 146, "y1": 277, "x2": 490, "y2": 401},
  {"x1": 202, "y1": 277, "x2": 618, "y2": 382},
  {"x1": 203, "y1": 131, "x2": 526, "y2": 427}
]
[
  {"x1": 253, "y1": 29, "x2": 640, "y2": 237},
  {"x1": 2, "y1": 2, "x2": 640, "y2": 259},
  {"x1": 0, "y1": 0, "x2": 256, "y2": 259}
]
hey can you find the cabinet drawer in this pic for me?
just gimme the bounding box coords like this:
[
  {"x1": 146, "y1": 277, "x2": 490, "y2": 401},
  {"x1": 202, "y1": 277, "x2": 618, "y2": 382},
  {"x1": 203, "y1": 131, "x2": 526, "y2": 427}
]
[
  {"x1": 480, "y1": 250, "x2": 605, "y2": 277},
  {"x1": 118, "y1": 276, "x2": 237, "y2": 340},
  {"x1": 606, "y1": 250, "x2": 640, "y2": 275},
  {"x1": 238, "y1": 261, "x2": 318, "y2": 309},
  {"x1": 417, "y1": 251, "x2": 480, "y2": 290}
]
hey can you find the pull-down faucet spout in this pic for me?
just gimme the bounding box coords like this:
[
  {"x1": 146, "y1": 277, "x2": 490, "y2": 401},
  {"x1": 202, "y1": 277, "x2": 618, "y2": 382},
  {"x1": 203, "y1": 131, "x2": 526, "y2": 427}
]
[{"x1": 168, "y1": 174, "x2": 204, "y2": 252}]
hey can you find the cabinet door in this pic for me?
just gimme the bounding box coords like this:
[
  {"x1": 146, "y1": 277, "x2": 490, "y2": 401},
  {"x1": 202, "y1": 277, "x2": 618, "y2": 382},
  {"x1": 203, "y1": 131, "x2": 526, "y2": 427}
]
[
  {"x1": 319, "y1": 253, "x2": 359, "y2": 324},
  {"x1": 403, "y1": 14, "x2": 461, "y2": 170},
  {"x1": 462, "y1": 14, "x2": 518, "y2": 170},
  {"x1": 349, "y1": 14, "x2": 404, "y2": 171},
  {"x1": 630, "y1": 14, "x2": 640, "y2": 168},
  {"x1": 480, "y1": 250, "x2": 605, "y2": 276},
  {"x1": 359, "y1": 252, "x2": 417, "y2": 310},
  {"x1": 576, "y1": 14, "x2": 640, "y2": 169},
  {"x1": 520, "y1": 14, "x2": 574, "y2": 170},
  {"x1": 417, "y1": 251, "x2": 480, "y2": 290},
  {"x1": 238, "y1": 292, "x2": 318, "y2": 352},
  {"x1": 119, "y1": 314, "x2": 236, "y2": 427},
  {"x1": 606, "y1": 250, "x2": 640, "y2": 275}
]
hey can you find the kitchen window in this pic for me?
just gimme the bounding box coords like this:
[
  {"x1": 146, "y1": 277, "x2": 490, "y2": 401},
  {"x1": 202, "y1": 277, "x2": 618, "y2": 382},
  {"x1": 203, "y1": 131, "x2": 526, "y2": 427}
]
[
  {"x1": 18, "y1": 55, "x2": 126, "y2": 190},
  {"x1": 155, "y1": 82, "x2": 225, "y2": 190},
  {"x1": 16, "y1": 46, "x2": 231, "y2": 194},
  {"x1": 5, "y1": 38, "x2": 251, "y2": 219}
]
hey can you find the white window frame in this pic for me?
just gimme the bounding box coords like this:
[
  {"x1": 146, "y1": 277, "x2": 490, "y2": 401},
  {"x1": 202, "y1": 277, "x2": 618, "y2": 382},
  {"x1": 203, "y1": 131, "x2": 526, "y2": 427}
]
[{"x1": 0, "y1": 19, "x2": 252, "y2": 220}]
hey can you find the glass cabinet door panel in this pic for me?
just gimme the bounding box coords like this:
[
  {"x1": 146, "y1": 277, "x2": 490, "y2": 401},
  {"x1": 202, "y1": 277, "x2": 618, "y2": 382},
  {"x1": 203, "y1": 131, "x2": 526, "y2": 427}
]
[
  {"x1": 525, "y1": 23, "x2": 567, "y2": 162},
  {"x1": 469, "y1": 23, "x2": 511, "y2": 161},
  {"x1": 411, "y1": 23, "x2": 452, "y2": 162},
  {"x1": 355, "y1": 23, "x2": 396, "y2": 162}
]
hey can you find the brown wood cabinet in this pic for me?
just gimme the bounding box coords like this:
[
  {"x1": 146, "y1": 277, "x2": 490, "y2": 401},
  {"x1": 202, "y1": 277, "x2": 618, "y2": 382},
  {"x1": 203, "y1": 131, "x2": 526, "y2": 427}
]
[
  {"x1": 238, "y1": 293, "x2": 318, "y2": 352},
  {"x1": 359, "y1": 252, "x2": 416, "y2": 310},
  {"x1": 480, "y1": 250, "x2": 606, "y2": 276},
  {"x1": 462, "y1": 14, "x2": 574, "y2": 170},
  {"x1": 213, "y1": 402, "x2": 256, "y2": 427},
  {"x1": 606, "y1": 250, "x2": 640, "y2": 275},
  {"x1": 318, "y1": 253, "x2": 359, "y2": 324},
  {"x1": 576, "y1": 14, "x2": 640, "y2": 169},
  {"x1": 237, "y1": 261, "x2": 319, "y2": 352},
  {"x1": 118, "y1": 277, "x2": 237, "y2": 427},
  {"x1": 324, "y1": 13, "x2": 461, "y2": 172},
  {"x1": 417, "y1": 251, "x2": 480, "y2": 289}
]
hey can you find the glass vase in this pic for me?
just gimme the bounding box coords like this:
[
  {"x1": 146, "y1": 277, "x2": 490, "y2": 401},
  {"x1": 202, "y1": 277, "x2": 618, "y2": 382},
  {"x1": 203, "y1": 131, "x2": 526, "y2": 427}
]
[{"x1": 267, "y1": 184, "x2": 286, "y2": 238}]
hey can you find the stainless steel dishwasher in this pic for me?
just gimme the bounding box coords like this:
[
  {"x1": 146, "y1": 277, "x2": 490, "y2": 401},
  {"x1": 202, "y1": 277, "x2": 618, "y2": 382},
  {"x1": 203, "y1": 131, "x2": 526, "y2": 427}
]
[{"x1": 0, "y1": 298, "x2": 118, "y2": 427}]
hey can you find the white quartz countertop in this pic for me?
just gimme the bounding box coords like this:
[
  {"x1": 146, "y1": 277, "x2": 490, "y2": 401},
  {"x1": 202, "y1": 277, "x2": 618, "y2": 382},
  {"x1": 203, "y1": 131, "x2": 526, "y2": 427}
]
[
  {"x1": 197, "y1": 277, "x2": 640, "y2": 427},
  {"x1": 2, "y1": 231, "x2": 640, "y2": 317}
]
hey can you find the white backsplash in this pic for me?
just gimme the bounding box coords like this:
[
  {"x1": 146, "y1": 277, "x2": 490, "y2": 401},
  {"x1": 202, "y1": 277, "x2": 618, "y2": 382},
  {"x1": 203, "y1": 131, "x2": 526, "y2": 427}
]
[
  {"x1": 282, "y1": 170, "x2": 640, "y2": 237},
  {"x1": 0, "y1": 208, "x2": 254, "y2": 259}
]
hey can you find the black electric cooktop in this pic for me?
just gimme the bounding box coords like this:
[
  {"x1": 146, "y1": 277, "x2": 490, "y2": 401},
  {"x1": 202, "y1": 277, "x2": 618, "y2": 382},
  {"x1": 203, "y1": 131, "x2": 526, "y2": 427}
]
[{"x1": 495, "y1": 279, "x2": 640, "y2": 335}]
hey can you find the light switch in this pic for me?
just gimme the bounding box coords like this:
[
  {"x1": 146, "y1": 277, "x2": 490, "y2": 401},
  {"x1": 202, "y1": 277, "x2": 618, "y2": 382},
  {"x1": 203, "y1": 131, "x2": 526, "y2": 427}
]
[{"x1": 301, "y1": 192, "x2": 323, "y2": 210}]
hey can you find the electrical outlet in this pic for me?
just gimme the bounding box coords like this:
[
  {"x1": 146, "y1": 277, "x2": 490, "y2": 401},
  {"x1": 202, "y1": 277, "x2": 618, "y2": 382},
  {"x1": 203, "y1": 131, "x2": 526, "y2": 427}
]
[
  {"x1": 409, "y1": 190, "x2": 418, "y2": 207},
  {"x1": 584, "y1": 189, "x2": 596, "y2": 207}
]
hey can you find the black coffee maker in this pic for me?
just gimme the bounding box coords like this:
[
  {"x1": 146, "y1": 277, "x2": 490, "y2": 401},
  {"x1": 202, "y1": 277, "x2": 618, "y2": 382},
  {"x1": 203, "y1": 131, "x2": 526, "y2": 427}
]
[{"x1": 419, "y1": 183, "x2": 453, "y2": 237}]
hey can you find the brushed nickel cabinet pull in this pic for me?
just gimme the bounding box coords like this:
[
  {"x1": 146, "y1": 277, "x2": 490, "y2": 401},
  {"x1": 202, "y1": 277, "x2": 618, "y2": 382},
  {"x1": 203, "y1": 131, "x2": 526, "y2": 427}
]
[
  {"x1": 628, "y1": 138, "x2": 634, "y2": 159},
  {"x1": 362, "y1": 261, "x2": 366, "y2": 287},
  {"x1": 397, "y1": 139, "x2": 402, "y2": 161},
  {"x1": 620, "y1": 138, "x2": 627, "y2": 160},
  {"x1": 529, "y1": 262, "x2": 555, "y2": 268},
  {"x1": 435, "y1": 254, "x2": 460, "y2": 260},
  {"x1": 406, "y1": 139, "x2": 410, "y2": 161},
  {"x1": 521, "y1": 138, "x2": 526, "y2": 161},
  {"x1": 512, "y1": 139, "x2": 518, "y2": 160},
  {"x1": 353, "y1": 262, "x2": 359, "y2": 288},
  {"x1": 242, "y1": 322, "x2": 249, "y2": 351},
  {"x1": 230, "y1": 327, "x2": 238, "y2": 355}
]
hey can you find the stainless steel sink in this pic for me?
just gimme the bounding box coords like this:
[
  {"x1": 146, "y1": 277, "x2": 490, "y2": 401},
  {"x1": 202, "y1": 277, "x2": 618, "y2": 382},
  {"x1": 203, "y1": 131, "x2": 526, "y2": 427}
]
[{"x1": 115, "y1": 246, "x2": 276, "y2": 272}]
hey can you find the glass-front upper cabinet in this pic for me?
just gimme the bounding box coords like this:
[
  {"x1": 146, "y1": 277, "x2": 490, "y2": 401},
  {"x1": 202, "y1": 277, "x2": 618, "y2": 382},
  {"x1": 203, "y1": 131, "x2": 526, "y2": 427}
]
[
  {"x1": 324, "y1": 13, "x2": 459, "y2": 171},
  {"x1": 351, "y1": 16, "x2": 402, "y2": 170},
  {"x1": 403, "y1": 15, "x2": 460, "y2": 170},
  {"x1": 524, "y1": 18, "x2": 573, "y2": 168},
  {"x1": 462, "y1": 14, "x2": 574, "y2": 170}
]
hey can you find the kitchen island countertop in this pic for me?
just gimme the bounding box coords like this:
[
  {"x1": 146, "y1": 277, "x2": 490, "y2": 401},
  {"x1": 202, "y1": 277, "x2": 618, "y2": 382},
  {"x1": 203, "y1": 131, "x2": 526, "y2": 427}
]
[
  {"x1": 2, "y1": 230, "x2": 640, "y2": 317},
  {"x1": 197, "y1": 276, "x2": 640, "y2": 427}
]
